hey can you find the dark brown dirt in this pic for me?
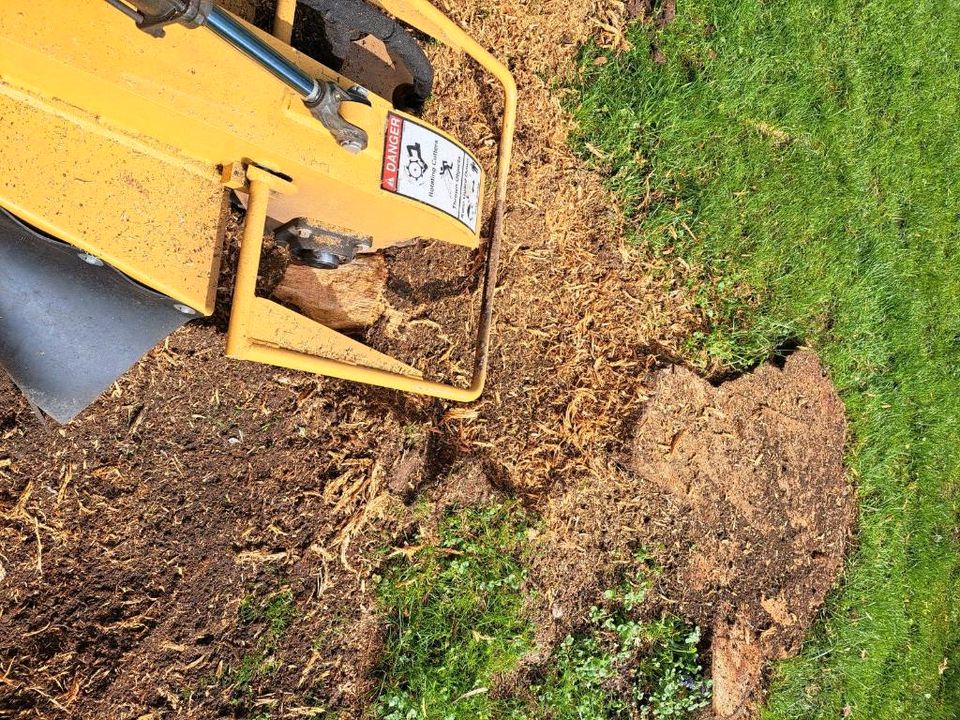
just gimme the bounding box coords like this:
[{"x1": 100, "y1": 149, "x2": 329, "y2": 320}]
[
  {"x1": 0, "y1": 327, "x2": 434, "y2": 718},
  {"x1": 368, "y1": 240, "x2": 478, "y2": 383}
]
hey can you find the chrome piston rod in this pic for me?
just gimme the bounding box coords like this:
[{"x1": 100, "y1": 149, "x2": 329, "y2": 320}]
[
  {"x1": 107, "y1": 0, "x2": 366, "y2": 150},
  {"x1": 204, "y1": 5, "x2": 320, "y2": 101},
  {"x1": 109, "y1": 0, "x2": 321, "y2": 102}
]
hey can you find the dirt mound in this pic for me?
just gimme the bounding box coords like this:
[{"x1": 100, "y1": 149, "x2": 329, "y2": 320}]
[
  {"x1": 528, "y1": 350, "x2": 855, "y2": 717},
  {"x1": 0, "y1": 327, "x2": 426, "y2": 717}
]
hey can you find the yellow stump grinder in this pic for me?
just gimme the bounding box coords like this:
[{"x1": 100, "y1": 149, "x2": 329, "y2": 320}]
[{"x1": 0, "y1": 0, "x2": 516, "y2": 421}]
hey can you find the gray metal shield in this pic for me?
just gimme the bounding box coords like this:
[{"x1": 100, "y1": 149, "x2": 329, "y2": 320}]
[{"x1": 0, "y1": 208, "x2": 193, "y2": 422}]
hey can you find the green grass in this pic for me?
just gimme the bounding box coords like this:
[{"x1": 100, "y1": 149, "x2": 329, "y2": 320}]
[
  {"x1": 372, "y1": 507, "x2": 709, "y2": 719},
  {"x1": 572, "y1": 2, "x2": 960, "y2": 718},
  {"x1": 229, "y1": 588, "x2": 298, "y2": 703},
  {"x1": 374, "y1": 504, "x2": 533, "y2": 719},
  {"x1": 180, "y1": 586, "x2": 300, "y2": 716}
]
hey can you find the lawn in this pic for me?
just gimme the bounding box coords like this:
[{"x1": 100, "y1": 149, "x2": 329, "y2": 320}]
[{"x1": 573, "y1": 1, "x2": 960, "y2": 717}]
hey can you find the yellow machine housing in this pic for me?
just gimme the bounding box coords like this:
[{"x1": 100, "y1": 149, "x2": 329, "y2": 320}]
[{"x1": 0, "y1": 0, "x2": 516, "y2": 410}]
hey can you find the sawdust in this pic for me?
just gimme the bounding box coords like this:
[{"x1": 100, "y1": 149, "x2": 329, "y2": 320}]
[
  {"x1": 367, "y1": 0, "x2": 704, "y2": 499},
  {"x1": 526, "y1": 350, "x2": 854, "y2": 716},
  {"x1": 0, "y1": 2, "x2": 855, "y2": 719}
]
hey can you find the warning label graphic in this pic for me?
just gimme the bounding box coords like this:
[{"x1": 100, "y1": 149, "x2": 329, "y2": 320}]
[{"x1": 381, "y1": 113, "x2": 482, "y2": 233}]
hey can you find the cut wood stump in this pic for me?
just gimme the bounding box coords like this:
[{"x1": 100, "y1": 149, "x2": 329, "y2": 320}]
[
  {"x1": 272, "y1": 254, "x2": 388, "y2": 331},
  {"x1": 711, "y1": 613, "x2": 763, "y2": 719}
]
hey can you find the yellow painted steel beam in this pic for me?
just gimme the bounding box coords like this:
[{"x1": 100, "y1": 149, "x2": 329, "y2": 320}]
[
  {"x1": 0, "y1": 85, "x2": 227, "y2": 314},
  {"x1": 273, "y1": 0, "x2": 297, "y2": 43}
]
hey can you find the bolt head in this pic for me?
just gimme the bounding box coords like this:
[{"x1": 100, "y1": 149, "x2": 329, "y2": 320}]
[
  {"x1": 78, "y1": 252, "x2": 104, "y2": 266},
  {"x1": 310, "y1": 250, "x2": 341, "y2": 270},
  {"x1": 340, "y1": 138, "x2": 364, "y2": 154}
]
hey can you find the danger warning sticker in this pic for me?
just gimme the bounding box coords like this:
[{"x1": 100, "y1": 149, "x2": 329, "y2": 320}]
[{"x1": 381, "y1": 112, "x2": 482, "y2": 234}]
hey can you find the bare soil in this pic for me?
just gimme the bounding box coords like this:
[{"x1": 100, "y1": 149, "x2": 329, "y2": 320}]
[
  {"x1": 0, "y1": 328, "x2": 424, "y2": 718},
  {"x1": 0, "y1": 1, "x2": 855, "y2": 718}
]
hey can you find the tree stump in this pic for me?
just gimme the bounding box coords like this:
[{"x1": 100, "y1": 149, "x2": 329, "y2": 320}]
[{"x1": 272, "y1": 254, "x2": 388, "y2": 331}]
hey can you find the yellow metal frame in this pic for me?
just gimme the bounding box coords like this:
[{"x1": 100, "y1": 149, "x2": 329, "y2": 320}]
[
  {"x1": 226, "y1": 0, "x2": 518, "y2": 402},
  {"x1": 273, "y1": 0, "x2": 297, "y2": 43},
  {"x1": 0, "y1": 1, "x2": 486, "y2": 311}
]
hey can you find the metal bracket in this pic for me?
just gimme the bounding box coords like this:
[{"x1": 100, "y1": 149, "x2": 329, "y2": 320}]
[
  {"x1": 274, "y1": 217, "x2": 372, "y2": 269},
  {"x1": 305, "y1": 81, "x2": 370, "y2": 153},
  {"x1": 105, "y1": 0, "x2": 212, "y2": 37}
]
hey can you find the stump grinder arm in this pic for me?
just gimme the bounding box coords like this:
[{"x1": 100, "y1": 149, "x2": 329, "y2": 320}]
[{"x1": 0, "y1": 0, "x2": 516, "y2": 421}]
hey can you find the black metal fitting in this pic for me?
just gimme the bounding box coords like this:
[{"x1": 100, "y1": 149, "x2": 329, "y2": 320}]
[
  {"x1": 274, "y1": 218, "x2": 372, "y2": 270},
  {"x1": 303, "y1": 81, "x2": 371, "y2": 153}
]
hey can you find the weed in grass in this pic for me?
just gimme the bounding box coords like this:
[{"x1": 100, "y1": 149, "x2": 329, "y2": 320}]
[
  {"x1": 572, "y1": 2, "x2": 960, "y2": 718},
  {"x1": 526, "y1": 560, "x2": 710, "y2": 719},
  {"x1": 373, "y1": 503, "x2": 532, "y2": 720},
  {"x1": 534, "y1": 615, "x2": 709, "y2": 720}
]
